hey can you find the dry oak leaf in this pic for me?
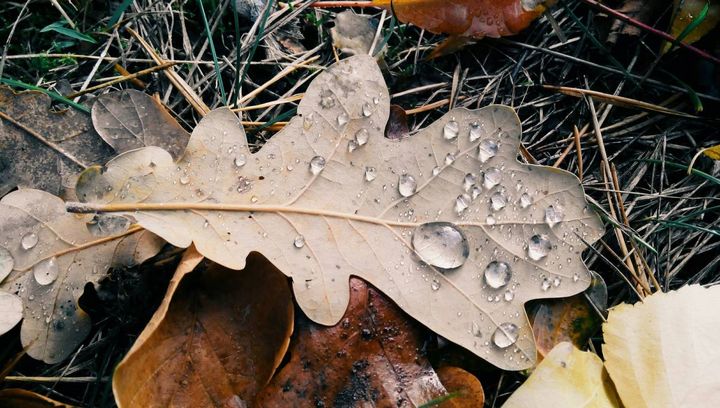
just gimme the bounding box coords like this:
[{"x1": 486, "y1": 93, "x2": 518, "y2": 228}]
[
  {"x1": 257, "y1": 277, "x2": 479, "y2": 407},
  {"x1": 502, "y1": 342, "x2": 620, "y2": 408},
  {"x1": 0, "y1": 388, "x2": 74, "y2": 408},
  {"x1": 0, "y1": 86, "x2": 115, "y2": 197},
  {"x1": 0, "y1": 189, "x2": 163, "y2": 363},
  {"x1": 92, "y1": 89, "x2": 190, "y2": 159},
  {"x1": 603, "y1": 284, "x2": 720, "y2": 408},
  {"x1": 113, "y1": 249, "x2": 293, "y2": 408},
  {"x1": 71, "y1": 55, "x2": 603, "y2": 370}
]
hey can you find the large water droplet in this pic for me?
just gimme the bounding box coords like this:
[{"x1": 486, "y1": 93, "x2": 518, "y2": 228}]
[
  {"x1": 234, "y1": 154, "x2": 247, "y2": 167},
  {"x1": 364, "y1": 166, "x2": 377, "y2": 182},
  {"x1": 33, "y1": 257, "x2": 59, "y2": 286},
  {"x1": 483, "y1": 168, "x2": 501, "y2": 189},
  {"x1": 541, "y1": 277, "x2": 552, "y2": 291},
  {"x1": 21, "y1": 232, "x2": 38, "y2": 250},
  {"x1": 504, "y1": 290, "x2": 515, "y2": 301},
  {"x1": 490, "y1": 192, "x2": 507, "y2": 211},
  {"x1": 431, "y1": 279, "x2": 441, "y2": 291},
  {"x1": 528, "y1": 234, "x2": 551, "y2": 260},
  {"x1": 179, "y1": 174, "x2": 190, "y2": 185},
  {"x1": 478, "y1": 140, "x2": 498, "y2": 163},
  {"x1": 309, "y1": 156, "x2": 326, "y2": 175},
  {"x1": 471, "y1": 186, "x2": 482, "y2": 200},
  {"x1": 519, "y1": 193, "x2": 533, "y2": 208},
  {"x1": 355, "y1": 128, "x2": 369, "y2": 146},
  {"x1": 443, "y1": 120, "x2": 459, "y2": 140},
  {"x1": 398, "y1": 174, "x2": 417, "y2": 197},
  {"x1": 545, "y1": 204, "x2": 565, "y2": 228},
  {"x1": 0, "y1": 246, "x2": 14, "y2": 281},
  {"x1": 455, "y1": 194, "x2": 470, "y2": 214},
  {"x1": 492, "y1": 322, "x2": 519, "y2": 348},
  {"x1": 484, "y1": 261, "x2": 512, "y2": 289},
  {"x1": 445, "y1": 153, "x2": 456, "y2": 165},
  {"x1": 432, "y1": 166, "x2": 441, "y2": 176},
  {"x1": 463, "y1": 173, "x2": 477, "y2": 192},
  {"x1": 469, "y1": 121, "x2": 482, "y2": 142},
  {"x1": 412, "y1": 222, "x2": 469, "y2": 270},
  {"x1": 348, "y1": 140, "x2": 359, "y2": 153},
  {"x1": 337, "y1": 112, "x2": 349, "y2": 127},
  {"x1": 293, "y1": 235, "x2": 305, "y2": 248},
  {"x1": 362, "y1": 103, "x2": 373, "y2": 117}
]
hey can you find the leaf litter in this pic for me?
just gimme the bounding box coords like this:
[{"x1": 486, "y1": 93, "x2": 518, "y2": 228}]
[{"x1": 70, "y1": 55, "x2": 604, "y2": 371}]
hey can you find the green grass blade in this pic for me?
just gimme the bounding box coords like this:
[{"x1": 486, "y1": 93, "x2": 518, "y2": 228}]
[
  {"x1": 0, "y1": 78, "x2": 90, "y2": 113},
  {"x1": 238, "y1": 0, "x2": 275, "y2": 102},
  {"x1": 41, "y1": 22, "x2": 97, "y2": 44},
  {"x1": 108, "y1": 0, "x2": 134, "y2": 28},
  {"x1": 196, "y1": 0, "x2": 227, "y2": 105},
  {"x1": 676, "y1": 0, "x2": 710, "y2": 43},
  {"x1": 641, "y1": 159, "x2": 720, "y2": 186}
]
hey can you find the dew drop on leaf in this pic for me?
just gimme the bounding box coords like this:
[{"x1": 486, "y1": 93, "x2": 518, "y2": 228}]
[
  {"x1": 471, "y1": 186, "x2": 482, "y2": 200},
  {"x1": 355, "y1": 128, "x2": 369, "y2": 146},
  {"x1": 469, "y1": 121, "x2": 482, "y2": 142},
  {"x1": 490, "y1": 192, "x2": 507, "y2": 211},
  {"x1": 234, "y1": 154, "x2": 247, "y2": 168},
  {"x1": 411, "y1": 222, "x2": 469, "y2": 270},
  {"x1": 293, "y1": 235, "x2": 305, "y2": 248},
  {"x1": 504, "y1": 290, "x2": 514, "y2": 302},
  {"x1": 541, "y1": 277, "x2": 552, "y2": 291},
  {"x1": 484, "y1": 261, "x2": 512, "y2": 289},
  {"x1": 33, "y1": 257, "x2": 59, "y2": 286},
  {"x1": 545, "y1": 204, "x2": 565, "y2": 228},
  {"x1": 0, "y1": 246, "x2": 14, "y2": 280},
  {"x1": 478, "y1": 139, "x2": 499, "y2": 163},
  {"x1": 179, "y1": 174, "x2": 190, "y2": 185},
  {"x1": 486, "y1": 214, "x2": 496, "y2": 225},
  {"x1": 348, "y1": 140, "x2": 359, "y2": 153},
  {"x1": 431, "y1": 278, "x2": 441, "y2": 291},
  {"x1": 362, "y1": 103, "x2": 373, "y2": 117},
  {"x1": 455, "y1": 194, "x2": 470, "y2": 214},
  {"x1": 320, "y1": 91, "x2": 335, "y2": 108},
  {"x1": 528, "y1": 234, "x2": 552, "y2": 260},
  {"x1": 463, "y1": 173, "x2": 477, "y2": 192},
  {"x1": 492, "y1": 322, "x2": 519, "y2": 348},
  {"x1": 443, "y1": 120, "x2": 459, "y2": 140},
  {"x1": 519, "y1": 192, "x2": 533, "y2": 208},
  {"x1": 21, "y1": 232, "x2": 38, "y2": 250},
  {"x1": 483, "y1": 167, "x2": 502, "y2": 189},
  {"x1": 432, "y1": 166, "x2": 441, "y2": 176},
  {"x1": 398, "y1": 174, "x2": 417, "y2": 197},
  {"x1": 303, "y1": 113, "x2": 314, "y2": 130},
  {"x1": 445, "y1": 152, "x2": 456, "y2": 165},
  {"x1": 364, "y1": 166, "x2": 377, "y2": 182},
  {"x1": 337, "y1": 112, "x2": 349, "y2": 127},
  {"x1": 309, "y1": 156, "x2": 326, "y2": 175}
]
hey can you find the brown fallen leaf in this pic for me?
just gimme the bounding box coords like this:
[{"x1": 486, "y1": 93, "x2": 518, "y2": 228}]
[
  {"x1": 606, "y1": 0, "x2": 666, "y2": 42},
  {"x1": 0, "y1": 86, "x2": 115, "y2": 197},
  {"x1": 70, "y1": 54, "x2": 603, "y2": 370},
  {"x1": 435, "y1": 366, "x2": 485, "y2": 407},
  {"x1": 113, "y1": 249, "x2": 293, "y2": 408},
  {"x1": 0, "y1": 388, "x2": 74, "y2": 407},
  {"x1": 92, "y1": 90, "x2": 190, "y2": 159},
  {"x1": 385, "y1": 104, "x2": 410, "y2": 139},
  {"x1": 257, "y1": 277, "x2": 480, "y2": 407}
]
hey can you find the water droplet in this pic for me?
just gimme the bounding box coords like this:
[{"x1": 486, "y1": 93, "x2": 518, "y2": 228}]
[
  {"x1": 303, "y1": 113, "x2": 314, "y2": 130},
  {"x1": 486, "y1": 214, "x2": 496, "y2": 225},
  {"x1": 398, "y1": 174, "x2": 417, "y2": 197},
  {"x1": 478, "y1": 140, "x2": 498, "y2": 163},
  {"x1": 431, "y1": 279, "x2": 441, "y2": 291},
  {"x1": 463, "y1": 173, "x2": 477, "y2": 192},
  {"x1": 203, "y1": 220, "x2": 209, "y2": 228},
  {"x1": 373, "y1": 96, "x2": 380, "y2": 104},
  {"x1": 362, "y1": 103, "x2": 373, "y2": 117},
  {"x1": 545, "y1": 205, "x2": 565, "y2": 228},
  {"x1": 364, "y1": 166, "x2": 377, "y2": 182},
  {"x1": 490, "y1": 192, "x2": 507, "y2": 211},
  {"x1": 445, "y1": 153, "x2": 456, "y2": 165},
  {"x1": 519, "y1": 193, "x2": 533, "y2": 208},
  {"x1": 553, "y1": 277, "x2": 561, "y2": 287},
  {"x1": 484, "y1": 261, "x2": 512, "y2": 289},
  {"x1": 348, "y1": 140, "x2": 359, "y2": 153},
  {"x1": 455, "y1": 194, "x2": 470, "y2": 214},
  {"x1": 492, "y1": 322, "x2": 519, "y2": 348},
  {"x1": 234, "y1": 154, "x2": 247, "y2": 167},
  {"x1": 320, "y1": 91, "x2": 335, "y2": 108},
  {"x1": 0, "y1": 247, "x2": 14, "y2": 280},
  {"x1": 432, "y1": 166, "x2": 441, "y2": 176},
  {"x1": 443, "y1": 120, "x2": 459, "y2": 140},
  {"x1": 483, "y1": 168, "x2": 501, "y2": 189},
  {"x1": 33, "y1": 257, "x2": 58, "y2": 286},
  {"x1": 412, "y1": 222, "x2": 469, "y2": 269},
  {"x1": 471, "y1": 186, "x2": 482, "y2": 200},
  {"x1": 541, "y1": 277, "x2": 552, "y2": 291},
  {"x1": 293, "y1": 235, "x2": 305, "y2": 248},
  {"x1": 250, "y1": 196, "x2": 259, "y2": 203},
  {"x1": 21, "y1": 232, "x2": 38, "y2": 250},
  {"x1": 528, "y1": 234, "x2": 552, "y2": 260},
  {"x1": 469, "y1": 121, "x2": 482, "y2": 142},
  {"x1": 572, "y1": 273, "x2": 580, "y2": 282},
  {"x1": 355, "y1": 128, "x2": 369, "y2": 146},
  {"x1": 309, "y1": 156, "x2": 326, "y2": 175},
  {"x1": 179, "y1": 174, "x2": 190, "y2": 185},
  {"x1": 504, "y1": 290, "x2": 515, "y2": 301},
  {"x1": 87, "y1": 214, "x2": 130, "y2": 236},
  {"x1": 337, "y1": 112, "x2": 349, "y2": 127}
]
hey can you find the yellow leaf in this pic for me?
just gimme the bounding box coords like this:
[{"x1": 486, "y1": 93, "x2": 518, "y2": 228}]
[
  {"x1": 603, "y1": 285, "x2": 720, "y2": 408},
  {"x1": 502, "y1": 342, "x2": 620, "y2": 408},
  {"x1": 703, "y1": 144, "x2": 720, "y2": 160},
  {"x1": 663, "y1": 0, "x2": 720, "y2": 53}
]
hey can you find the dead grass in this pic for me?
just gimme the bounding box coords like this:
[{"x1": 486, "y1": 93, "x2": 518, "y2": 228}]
[{"x1": 0, "y1": 0, "x2": 718, "y2": 406}]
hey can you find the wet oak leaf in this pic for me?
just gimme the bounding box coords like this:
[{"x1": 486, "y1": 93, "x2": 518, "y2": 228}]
[
  {"x1": 0, "y1": 189, "x2": 163, "y2": 363},
  {"x1": 113, "y1": 250, "x2": 293, "y2": 408},
  {"x1": 92, "y1": 89, "x2": 190, "y2": 159},
  {"x1": 256, "y1": 278, "x2": 464, "y2": 407},
  {"x1": 72, "y1": 55, "x2": 603, "y2": 370},
  {"x1": 0, "y1": 86, "x2": 115, "y2": 197}
]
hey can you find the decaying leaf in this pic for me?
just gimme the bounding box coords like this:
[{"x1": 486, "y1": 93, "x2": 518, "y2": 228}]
[
  {"x1": 113, "y1": 250, "x2": 293, "y2": 408},
  {"x1": 0, "y1": 189, "x2": 163, "y2": 363},
  {"x1": 0, "y1": 86, "x2": 115, "y2": 197},
  {"x1": 257, "y1": 277, "x2": 470, "y2": 407},
  {"x1": 372, "y1": 0, "x2": 552, "y2": 38},
  {"x1": 92, "y1": 90, "x2": 190, "y2": 159},
  {"x1": 0, "y1": 388, "x2": 73, "y2": 407},
  {"x1": 502, "y1": 342, "x2": 620, "y2": 407},
  {"x1": 385, "y1": 104, "x2": 410, "y2": 140},
  {"x1": 435, "y1": 366, "x2": 485, "y2": 407},
  {"x1": 603, "y1": 284, "x2": 720, "y2": 408},
  {"x1": 663, "y1": 0, "x2": 720, "y2": 53},
  {"x1": 71, "y1": 55, "x2": 603, "y2": 370}
]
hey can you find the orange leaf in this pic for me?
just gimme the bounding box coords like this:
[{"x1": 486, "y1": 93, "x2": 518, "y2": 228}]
[
  {"x1": 0, "y1": 388, "x2": 73, "y2": 408},
  {"x1": 436, "y1": 366, "x2": 485, "y2": 407},
  {"x1": 112, "y1": 250, "x2": 293, "y2": 407}
]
